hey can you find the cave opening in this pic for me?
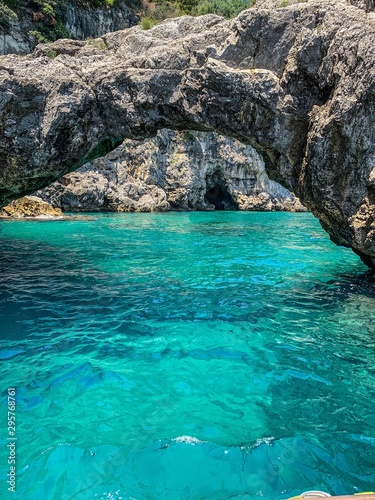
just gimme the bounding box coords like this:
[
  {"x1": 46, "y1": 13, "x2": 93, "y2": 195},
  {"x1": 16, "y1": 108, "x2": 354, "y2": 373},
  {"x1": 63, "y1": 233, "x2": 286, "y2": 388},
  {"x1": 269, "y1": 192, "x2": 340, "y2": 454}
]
[{"x1": 204, "y1": 174, "x2": 238, "y2": 210}]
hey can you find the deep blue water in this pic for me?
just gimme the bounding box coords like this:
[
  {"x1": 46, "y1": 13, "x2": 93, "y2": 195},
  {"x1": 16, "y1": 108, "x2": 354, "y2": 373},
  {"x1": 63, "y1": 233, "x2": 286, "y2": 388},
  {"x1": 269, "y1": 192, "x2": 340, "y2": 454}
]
[{"x1": 0, "y1": 211, "x2": 374, "y2": 499}]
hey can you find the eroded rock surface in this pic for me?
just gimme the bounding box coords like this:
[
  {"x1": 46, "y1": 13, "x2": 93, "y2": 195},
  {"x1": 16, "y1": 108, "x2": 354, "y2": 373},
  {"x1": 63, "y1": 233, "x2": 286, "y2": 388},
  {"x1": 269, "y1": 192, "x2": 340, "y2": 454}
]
[
  {"x1": 35, "y1": 129, "x2": 305, "y2": 212},
  {"x1": 0, "y1": 0, "x2": 375, "y2": 264}
]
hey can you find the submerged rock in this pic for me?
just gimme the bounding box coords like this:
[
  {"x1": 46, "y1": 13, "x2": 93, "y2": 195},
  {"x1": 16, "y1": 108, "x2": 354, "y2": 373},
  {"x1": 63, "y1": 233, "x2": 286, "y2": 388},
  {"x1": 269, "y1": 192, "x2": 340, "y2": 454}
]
[
  {"x1": 36, "y1": 130, "x2": 305, "y2": 212},
  {"x1": 0, "y1": 0, "x2": 375, "y2": 264},
  {"x1": 0, "y1": 196, "x2": 63, "y2": 218}
]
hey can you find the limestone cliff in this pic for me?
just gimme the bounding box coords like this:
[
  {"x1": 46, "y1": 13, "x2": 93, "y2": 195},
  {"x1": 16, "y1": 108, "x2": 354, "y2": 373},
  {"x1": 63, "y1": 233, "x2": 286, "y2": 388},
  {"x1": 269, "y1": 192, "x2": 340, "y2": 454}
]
[
  {"x1": 1, "y1": 0, "x2": 375, "y2": 265},
  {"x1": 0, "y1": 0, "x2": 140, "y2": 55},
  {"x1": 35, "y1": 129, "x2": 304, "y2": 212}
]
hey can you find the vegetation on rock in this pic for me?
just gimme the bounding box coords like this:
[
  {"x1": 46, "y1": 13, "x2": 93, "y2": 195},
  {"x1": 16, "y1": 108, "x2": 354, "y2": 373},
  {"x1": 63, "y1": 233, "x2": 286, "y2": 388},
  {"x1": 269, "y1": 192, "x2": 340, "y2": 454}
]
[
  {"x1": 139, "y1": 0, "x2": 253, "y2": 29},
  {"x1": 1, "y1": 0, "x2": 251, "y2": 41},
  {"x1": 0, "y1": 0, "x2": 140, "y2": 42}
]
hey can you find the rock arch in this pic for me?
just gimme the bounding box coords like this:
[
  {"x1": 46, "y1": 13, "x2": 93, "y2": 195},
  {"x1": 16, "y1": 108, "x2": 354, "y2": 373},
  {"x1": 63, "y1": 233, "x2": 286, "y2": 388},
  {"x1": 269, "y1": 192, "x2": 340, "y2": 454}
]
[{"x1": 0, "y1": 1, "x2": 375, "y2": 265}]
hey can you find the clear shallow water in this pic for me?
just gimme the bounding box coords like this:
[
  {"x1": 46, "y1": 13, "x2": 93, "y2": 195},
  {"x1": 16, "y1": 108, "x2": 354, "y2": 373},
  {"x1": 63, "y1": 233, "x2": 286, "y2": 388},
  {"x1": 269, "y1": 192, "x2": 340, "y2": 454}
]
[{"x1": 0, "y1": 211, "x2": 374, "y2": 499}]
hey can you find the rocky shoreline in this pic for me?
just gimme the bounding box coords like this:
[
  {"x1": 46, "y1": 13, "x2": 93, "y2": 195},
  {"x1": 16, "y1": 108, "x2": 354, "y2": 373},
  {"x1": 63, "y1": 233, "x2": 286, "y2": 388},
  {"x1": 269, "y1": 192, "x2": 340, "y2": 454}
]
[
  {"x1": 0, "y1": 196, "x2": 99, "y2": 220},
  {"x1": 0, "y1": 196, "x2": 63, "y2": 219}
]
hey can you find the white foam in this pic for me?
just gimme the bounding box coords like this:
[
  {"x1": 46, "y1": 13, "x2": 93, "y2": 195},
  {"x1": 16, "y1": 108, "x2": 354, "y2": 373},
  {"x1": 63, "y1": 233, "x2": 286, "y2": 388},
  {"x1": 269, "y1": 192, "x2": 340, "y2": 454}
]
[{"x1": 172, "y1": 436, "x2": 204, "y2": 445}]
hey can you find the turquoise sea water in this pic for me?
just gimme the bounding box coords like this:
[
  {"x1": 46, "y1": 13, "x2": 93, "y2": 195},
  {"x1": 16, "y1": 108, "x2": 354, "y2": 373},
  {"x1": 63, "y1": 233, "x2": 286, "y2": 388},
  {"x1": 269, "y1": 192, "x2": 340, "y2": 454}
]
[{"x1": 0, "y1": 211, "x2": 374, "y2": 499}]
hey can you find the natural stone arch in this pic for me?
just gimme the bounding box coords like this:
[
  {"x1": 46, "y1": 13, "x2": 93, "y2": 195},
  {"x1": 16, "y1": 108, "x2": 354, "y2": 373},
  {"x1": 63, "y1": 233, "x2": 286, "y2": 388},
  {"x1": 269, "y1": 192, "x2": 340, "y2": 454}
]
[{"x1": 0, "y1": 1, "x2": 375, "y2": 265}]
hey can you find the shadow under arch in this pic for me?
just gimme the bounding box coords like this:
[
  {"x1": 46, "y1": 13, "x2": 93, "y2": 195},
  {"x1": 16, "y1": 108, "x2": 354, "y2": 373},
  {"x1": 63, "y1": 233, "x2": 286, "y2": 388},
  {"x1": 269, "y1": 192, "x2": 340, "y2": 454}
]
[{"x1": 204, "y1": 170, "x2": 238, "y2": 210}]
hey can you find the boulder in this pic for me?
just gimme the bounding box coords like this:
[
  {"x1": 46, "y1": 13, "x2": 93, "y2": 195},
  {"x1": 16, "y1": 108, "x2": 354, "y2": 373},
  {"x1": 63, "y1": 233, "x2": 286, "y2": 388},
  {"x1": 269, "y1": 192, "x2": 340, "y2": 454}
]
[{"x1": 0, "y1": 196, "x2": 63, "y2": 218}]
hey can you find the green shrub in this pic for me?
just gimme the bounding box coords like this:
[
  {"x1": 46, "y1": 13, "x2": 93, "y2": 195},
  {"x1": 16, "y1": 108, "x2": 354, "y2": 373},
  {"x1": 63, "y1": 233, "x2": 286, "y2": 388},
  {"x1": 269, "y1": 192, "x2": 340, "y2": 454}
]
[
  {"x1": 0, "y1": 0, "x2": 17, "y2": 29},
  {"x1": 2, "y1": 0, "x2": 19, "y2": 9},
  {"x1": 52, "y1": 21, "x2": 70, "y2": 39},
  {"x1": 178, "y1": 0, "x2": 198, "y2": 14},
  {"x1": 33, "y1": 0, "x2": 57, "y2": 17},
  {"x1": 41, "y1": 3, "x2": 55, "y2": 17},
  {"x1": 140, "y1": 15, "x2": 156, "y2": 29},
  {"x1": 195, "y1": 0, "x2": 248, "y2": 19},
  {"x1": 28, "y1": 29, "x2": 49, "y2": 43},
  {"x1": 138, "y1": 0, "x2": 250, "y2": 29},
  {"x1": 98, "y1": 38, "x2": 108, "y2": 49}
]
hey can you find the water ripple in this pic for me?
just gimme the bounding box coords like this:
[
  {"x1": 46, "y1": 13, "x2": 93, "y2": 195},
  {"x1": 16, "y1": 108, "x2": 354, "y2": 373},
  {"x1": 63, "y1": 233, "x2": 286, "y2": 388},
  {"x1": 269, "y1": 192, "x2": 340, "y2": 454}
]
[{"x1": 1, "y1": 212, "x2": 374, "y2": 498}]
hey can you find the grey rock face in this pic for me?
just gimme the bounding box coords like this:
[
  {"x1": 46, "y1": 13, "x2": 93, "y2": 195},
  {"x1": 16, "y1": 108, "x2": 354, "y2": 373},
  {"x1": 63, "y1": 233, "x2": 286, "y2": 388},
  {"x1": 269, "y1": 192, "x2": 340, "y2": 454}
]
[
  {"x1": 349, "y1": 0, "x2": 374, "y2": 11},
  {"x1": 36, "y1": 130, "x2": 304, "y2": 212},
  {"x1": 0, "y1": 17, "x2": 32, "y2": 55},
  {"x1": 0, "y1": 0, "x2": 139, "y2": 55},
  {"x1": 65, "y1": 1, "x2": 139, "y2": 41},
  {"x1": 1, "y1": 1, "x2": 375, "y2": 265}
]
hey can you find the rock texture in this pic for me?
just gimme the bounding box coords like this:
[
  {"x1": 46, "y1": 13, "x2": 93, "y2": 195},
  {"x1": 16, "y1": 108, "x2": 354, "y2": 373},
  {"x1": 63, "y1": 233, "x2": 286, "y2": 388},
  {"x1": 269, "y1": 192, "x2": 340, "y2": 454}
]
[
  {"x1": 65, "y1": 1, "x2": 139, "y2": 41},
  {"x1": 0, "y1": 0, "x2": 375, "y2": 264},
  {"x1": 35, "y1": 129, "x2": 305, "y2": 212},
  {"x1": 349, "y1": 0, "x2": 374, "y2": 11},
  {"x1": 0, "y1": 0, "x2": 139, "y2": 55},
  {"x1": 0, "y1": 195, "x2": 63, "y2": 218}
]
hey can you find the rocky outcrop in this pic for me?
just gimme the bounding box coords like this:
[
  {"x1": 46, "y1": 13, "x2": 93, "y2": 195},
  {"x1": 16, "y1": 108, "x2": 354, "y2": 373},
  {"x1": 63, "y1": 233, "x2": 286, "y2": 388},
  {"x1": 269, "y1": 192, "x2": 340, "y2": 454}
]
[
  {"x1": 0, "y1": 195, "x2": 63, "y2": 218},
  {"x1": 1, "y1": 0, "x2": 375, "y2": 265},
  {"x1": 35, "y1": 129, "x2": 304, "y2": 212},
  {"x1": 0, "y1": 0, "x2": 139, "y2": 55}
]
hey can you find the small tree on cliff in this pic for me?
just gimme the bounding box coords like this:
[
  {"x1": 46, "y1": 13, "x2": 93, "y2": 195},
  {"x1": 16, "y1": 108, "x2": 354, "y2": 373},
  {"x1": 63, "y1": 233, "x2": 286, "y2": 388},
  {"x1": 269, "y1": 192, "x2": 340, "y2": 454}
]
[{"x1": 178, "y1": 0, "x2": 199, "y2": 14}]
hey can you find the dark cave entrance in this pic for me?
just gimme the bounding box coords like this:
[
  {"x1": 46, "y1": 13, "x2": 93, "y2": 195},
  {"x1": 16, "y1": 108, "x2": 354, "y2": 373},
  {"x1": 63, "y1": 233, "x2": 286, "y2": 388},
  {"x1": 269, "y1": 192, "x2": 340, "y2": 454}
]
[{"x1": 204, "y1": 174, "x2": 238, "y2": 210}]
